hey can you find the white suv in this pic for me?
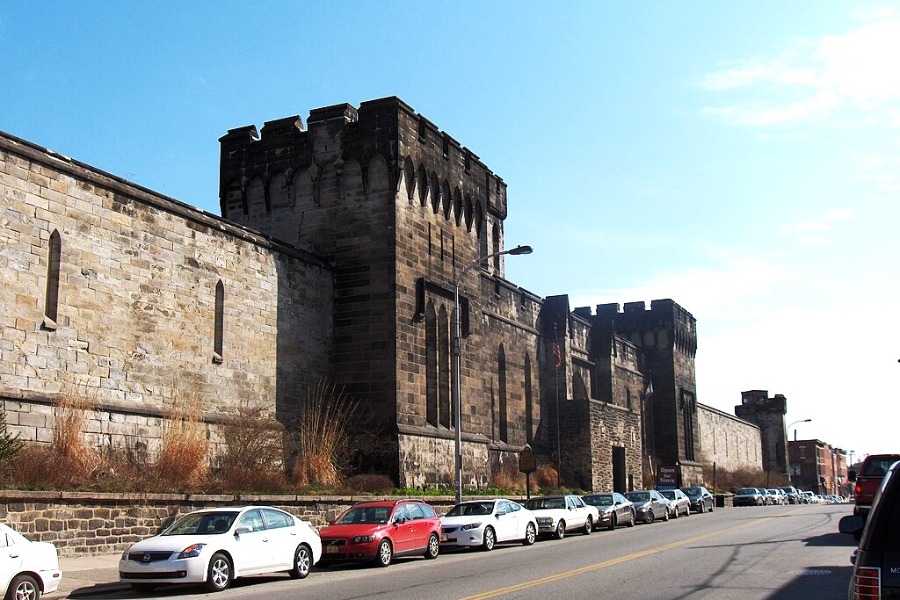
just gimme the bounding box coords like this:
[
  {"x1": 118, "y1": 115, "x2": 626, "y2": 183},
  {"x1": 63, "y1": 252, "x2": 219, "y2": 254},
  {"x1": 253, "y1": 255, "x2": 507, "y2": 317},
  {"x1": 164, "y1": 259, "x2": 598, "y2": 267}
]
[{"x1": 523, "y1": 495, "x2": 599, "y2": 539}]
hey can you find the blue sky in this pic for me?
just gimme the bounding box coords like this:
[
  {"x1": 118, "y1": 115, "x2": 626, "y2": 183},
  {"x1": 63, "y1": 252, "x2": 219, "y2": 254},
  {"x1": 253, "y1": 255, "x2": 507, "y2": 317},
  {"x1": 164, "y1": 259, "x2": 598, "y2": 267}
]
[{"x1": 3, "y1": 2, "x2": 898, "y2": 463}]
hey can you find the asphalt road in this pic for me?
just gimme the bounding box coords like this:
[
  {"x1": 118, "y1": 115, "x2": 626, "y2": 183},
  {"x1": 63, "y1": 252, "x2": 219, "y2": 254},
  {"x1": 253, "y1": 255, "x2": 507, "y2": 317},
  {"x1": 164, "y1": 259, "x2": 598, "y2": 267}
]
[{"x1": 92, "y1": 503, "x2": 856, "y2": 600}]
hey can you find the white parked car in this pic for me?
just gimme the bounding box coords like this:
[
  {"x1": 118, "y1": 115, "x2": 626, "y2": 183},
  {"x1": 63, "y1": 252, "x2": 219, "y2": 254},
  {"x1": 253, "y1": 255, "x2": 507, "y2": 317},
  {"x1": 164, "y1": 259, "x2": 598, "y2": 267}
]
[
  {"x1": 440, "y1": 499, "x2": 537, "y2": 550},
  {"x1": 0, "y1": 522, "x2": 62, "y2": 600},
  {"x1": 523, "y1": 495, "x2": 599, "y2": 539},
  {"x1": 119, "y1": 506, "x2": 321, "y2": 593},
  {"x1": 659, "y1": 489, "x2": 691, "y2": 518}
]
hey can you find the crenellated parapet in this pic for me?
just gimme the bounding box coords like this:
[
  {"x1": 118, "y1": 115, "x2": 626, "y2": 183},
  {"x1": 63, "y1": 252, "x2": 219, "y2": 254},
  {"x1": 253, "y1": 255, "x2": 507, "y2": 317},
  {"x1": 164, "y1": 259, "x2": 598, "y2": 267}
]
[
  {"x1": 218, "y1": 97, "x2": 507, "y2": 250},
  {"x1": 593, "y1": 299, "x2": 697, "y2": 357}
]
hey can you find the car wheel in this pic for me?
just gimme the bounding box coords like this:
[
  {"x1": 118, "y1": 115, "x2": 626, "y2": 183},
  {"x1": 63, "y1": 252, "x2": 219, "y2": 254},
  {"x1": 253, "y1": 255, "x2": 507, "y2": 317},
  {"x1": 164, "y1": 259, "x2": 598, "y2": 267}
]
[
  {"x1": 698, "y1": 502, "x2": 705, "y2": 514},
  {"x1": 555, "y1": 520, "x2": 566, "y2": 539},
  {"x1": 709, "y1": 502, "x2": 714, "y2": 512},
  {"x1": 482, "y1": 526, "x2": 496, "y2": 551},
  {"x1": 672, "y1": 506, "x2": 679, "y2": 519},
  {"x1": 376, "y1": 539, "x2": 393, "y2": 567},
  {"x1": 523, "y1": 522, "x2": 537, "y2": 545},
  {"x1": 205, "y1": 552, "x2": 232, "y2": 592},
  {"x1": 627, "y1": 509, "x2": 635, "y2": 527},
  {"x1": 683, "y1": 505, "x2": 690, "y2": 517},
  {"x1": 7, "y1": 574, "x2": 40, "y2": 600},
  {"x1": 130, "y1": 583, "x2": 157, "y2": 594},
  {"x1": 644, "y1": 511, "x2": 654, "y2": 524},
  {"x1": 425, "y1": 533, "x2": 440, "y2": 559},
  {"x1": 583, "y1": 517, "x2": 592, "y2": 535},
  {"x1": 289, "y1": 543, "x2": 312, "y2": 579},
  {"x1": 662, "y1": 508, "x2": 669, "y2": 522},
  {"x1": 609, "y1": 513, "x2": 617, "y2": 531}
]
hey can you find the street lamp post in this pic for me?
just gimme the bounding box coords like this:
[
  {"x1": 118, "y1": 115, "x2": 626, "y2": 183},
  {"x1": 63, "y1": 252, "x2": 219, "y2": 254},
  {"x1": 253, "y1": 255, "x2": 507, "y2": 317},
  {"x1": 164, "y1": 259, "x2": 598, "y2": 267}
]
[
  {"x1": 786, "y1": 418, "x2": 812, "y2": 486},
  {"x1": 453, "y1": 245, "x2": 532, "y2": 505},
  {"x1": 788, "y1": 418, "x2": 812, "y2": 442}
]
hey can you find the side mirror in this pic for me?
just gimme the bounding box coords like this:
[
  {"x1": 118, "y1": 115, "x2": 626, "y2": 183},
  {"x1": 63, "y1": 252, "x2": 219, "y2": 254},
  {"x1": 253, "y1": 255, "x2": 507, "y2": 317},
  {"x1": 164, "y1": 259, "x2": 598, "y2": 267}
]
[
  {"x1": 394, "y1": 517, "x2": 407, "y2": 525},
  {"x1": 838, "y1": 515, "x2": 864, "y2": 536},
  {"x1": 847, "y1": 469, "x2": 857, "y2": 483},
  {"x1": 234, "y1": 527, "x2": 251, "y2": 536},
  {"x1": 495, "y1": 510, "x2": 506, "y2": 517}
]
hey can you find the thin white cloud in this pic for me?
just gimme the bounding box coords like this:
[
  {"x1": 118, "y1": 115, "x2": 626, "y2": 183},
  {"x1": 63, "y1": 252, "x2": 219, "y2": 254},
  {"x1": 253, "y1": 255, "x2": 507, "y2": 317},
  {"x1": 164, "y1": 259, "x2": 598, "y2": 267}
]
[
  {"x1": 778, "y1": 208, "x2": 856, "y2": 245},
  {"x1": 701, "y1": 17, "x2": 900, "y2": 127},
  {"x1": 571, "y1": 255, "x2": 789, "y2": 324}
]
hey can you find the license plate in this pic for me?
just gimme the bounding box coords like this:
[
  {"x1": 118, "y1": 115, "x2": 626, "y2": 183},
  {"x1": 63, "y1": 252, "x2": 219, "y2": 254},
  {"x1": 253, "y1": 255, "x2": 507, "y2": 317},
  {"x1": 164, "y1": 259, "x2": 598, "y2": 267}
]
[{"x1": 326, "y1": 546, "x2": 339, "y2": 554}]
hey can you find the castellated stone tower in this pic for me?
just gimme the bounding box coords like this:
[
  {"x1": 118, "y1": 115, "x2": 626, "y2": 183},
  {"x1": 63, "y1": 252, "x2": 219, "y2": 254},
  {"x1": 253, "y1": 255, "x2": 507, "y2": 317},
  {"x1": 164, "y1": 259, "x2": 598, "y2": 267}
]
[
  {"x1": 218, "y1": 97, "x2": 540, "y2": 487},
  {"x1": 593, "y1": 300, "x2": 701, "y2": 484},
  {"x1": 735, "y1": 390, "x2": 788, "y2": 476}
]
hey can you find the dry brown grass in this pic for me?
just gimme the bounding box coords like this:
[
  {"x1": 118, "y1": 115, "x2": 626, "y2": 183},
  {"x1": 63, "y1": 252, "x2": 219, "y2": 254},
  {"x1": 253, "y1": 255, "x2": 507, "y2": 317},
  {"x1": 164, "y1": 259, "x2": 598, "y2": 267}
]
[
  {"x1": 492, "y1": 459, "x2": 526, "y2": 492},
  {"x1": 702, "y1": 463, "x2": 773, "y2": 493},
  {"x1": 50, "y1": 386, "x2": 98, "y2": 484},
  {"x1": 290, "y1": 380, "x2": 358, "y2": 487},
  {"x1": 155, "y1": 391, "x2": 208, "y2": 488},
  {"x1": 339, "y1": 473, "x2": 395, "y2": 493}
]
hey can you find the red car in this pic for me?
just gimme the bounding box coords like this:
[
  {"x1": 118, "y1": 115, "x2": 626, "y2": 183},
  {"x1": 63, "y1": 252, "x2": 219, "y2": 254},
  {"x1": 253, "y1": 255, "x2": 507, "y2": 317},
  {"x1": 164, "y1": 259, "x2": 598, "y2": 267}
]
[
  {"x1": 850, "y1": 453, "x2": 900, "y2": 520},
  {"x1": 318, "y1": 500, "x2": 441, "y2": 567}
]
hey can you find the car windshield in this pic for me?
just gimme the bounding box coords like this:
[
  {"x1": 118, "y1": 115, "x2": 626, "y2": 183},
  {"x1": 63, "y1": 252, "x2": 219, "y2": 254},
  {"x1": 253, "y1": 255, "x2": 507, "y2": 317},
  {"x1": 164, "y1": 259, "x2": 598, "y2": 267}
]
[
  {"x1": 737, "y1": 488, "x2": 757, "y2": 495},
  {"x1": 625, "y1": 492, "x2": 649, "y2": 503},
  {"x1": 524, "y1": 498, "x2": 565, "y2": 510},
  {"x1": 336, "y1": 506, "x2": 391, "y2": 525},
  {"x1": 162, "y1": 511, "x2": 239, "y2": 536},
  {"x1": 683, "y1": 488, "x2": 700, "y2": 497},
  {"x1": 584, "y1": 495, "x2": 613, "y2": 506},
  {"x1": 446, "y1": 502, "x2": 495, "y2": 517}
]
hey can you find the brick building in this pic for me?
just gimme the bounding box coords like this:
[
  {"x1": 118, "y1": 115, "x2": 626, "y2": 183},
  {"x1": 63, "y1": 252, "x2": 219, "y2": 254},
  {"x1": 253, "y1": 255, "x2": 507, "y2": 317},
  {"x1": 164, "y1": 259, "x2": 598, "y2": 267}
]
[
  {"x1": 1, "y1": 96, "x2": 774, "y2": 491},
  {"x1": 788, "y1": 439, "x2": 849, "y2": 496}
]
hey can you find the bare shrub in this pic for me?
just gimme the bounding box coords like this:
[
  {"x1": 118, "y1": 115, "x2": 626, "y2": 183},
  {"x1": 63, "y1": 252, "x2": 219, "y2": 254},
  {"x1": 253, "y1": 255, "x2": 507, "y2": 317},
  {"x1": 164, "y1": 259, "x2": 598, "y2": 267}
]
[
  {"x1": 216, "y1": 402, "x2": 286, "y2": 492},
  {"x1": 220, "y1": 403, "x2": 284, "y2": 473},
  {"x1": 290, "y1": 380, "x2": 358, "y2": 487},
  {"x1": 534, "y1": 464, "x2": 559, "y2": 490},
  {"x1": 93, "y1": 441, "x2": 154, "y2": 492},
  {"x1": 339, "y1": 473, "x2": 395, "y2": 493},
  {"x1": 155, "y1": 391, "x2": 208, "y2": 488},
  {"x1": 702, "y1": 463, "x2": 769, "y2": 493},
  {"x1": 212, "y1": 467, "x2": 290, "y2": 494}
]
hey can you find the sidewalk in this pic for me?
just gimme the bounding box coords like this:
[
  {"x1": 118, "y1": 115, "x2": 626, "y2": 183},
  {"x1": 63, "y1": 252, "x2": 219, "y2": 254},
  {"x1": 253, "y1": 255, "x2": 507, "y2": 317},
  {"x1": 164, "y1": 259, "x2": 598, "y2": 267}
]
[{"x1": 49, "y1": 553, "x2": 129, "y2": 599}]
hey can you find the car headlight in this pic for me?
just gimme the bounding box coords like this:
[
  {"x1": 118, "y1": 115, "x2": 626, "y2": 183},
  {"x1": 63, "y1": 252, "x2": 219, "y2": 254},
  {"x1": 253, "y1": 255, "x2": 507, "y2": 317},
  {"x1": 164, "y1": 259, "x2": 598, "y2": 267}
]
[
  {"x1": 353, "y1": 535, "x2": 375, "y2": 544},
  {"x1": 121, "y1": 548, "x2": 130, "y2": 561},
  {"x1": 460, "y1": 523, "x2": 482, "y2": 531},
  {"x1": 177, "y1": 543, "x2": 206, "y2": 559}
]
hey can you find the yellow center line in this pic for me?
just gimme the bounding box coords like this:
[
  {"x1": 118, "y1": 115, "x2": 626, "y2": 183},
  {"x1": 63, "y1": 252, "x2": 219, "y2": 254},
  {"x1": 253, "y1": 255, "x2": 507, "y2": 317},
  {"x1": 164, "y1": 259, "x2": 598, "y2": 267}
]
[{"x1": 460, "y1": 515, "x2": 779, "y2": 600}]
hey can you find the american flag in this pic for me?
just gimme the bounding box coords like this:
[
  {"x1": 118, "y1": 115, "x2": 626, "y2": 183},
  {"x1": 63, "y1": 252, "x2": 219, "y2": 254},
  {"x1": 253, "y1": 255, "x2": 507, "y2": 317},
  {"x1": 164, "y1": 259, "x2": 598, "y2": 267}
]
[{"x1": 552, "y1": 341, "x2": 561, "y2": 369}]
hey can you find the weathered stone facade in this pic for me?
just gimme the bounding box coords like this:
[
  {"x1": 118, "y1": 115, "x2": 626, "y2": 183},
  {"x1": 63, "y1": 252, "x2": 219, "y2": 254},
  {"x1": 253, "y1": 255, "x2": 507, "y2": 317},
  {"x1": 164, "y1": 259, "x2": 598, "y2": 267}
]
[
  {"x1": 218, "y1": 98, "x2": 543, "y2": 486},
  {"x1": 735, "y1": 390, "x2": 789, "y2": 476},
  {"x1": 1, "y1": 96, "x2": 781, "y2": 493},
  {"x1": 697, "y1": 403, "x2": 762, "y2": 472},
  {"x1": 0, "y1": 131, "x2": 332, "y2": 459}
]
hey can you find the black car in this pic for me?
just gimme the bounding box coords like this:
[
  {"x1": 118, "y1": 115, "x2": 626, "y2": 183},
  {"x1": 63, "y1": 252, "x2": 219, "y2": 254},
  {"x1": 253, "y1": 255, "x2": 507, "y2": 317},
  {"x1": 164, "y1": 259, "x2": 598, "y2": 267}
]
[
  {"x1": 839, "y1": 459, "x2": 900, "y2": 599},
  {"x1": 682, "y1": 486, "x2": 715, "y2": 513}
]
